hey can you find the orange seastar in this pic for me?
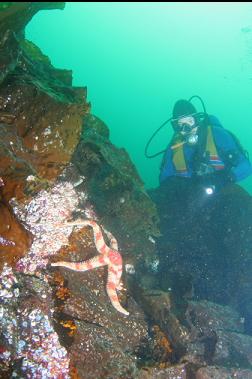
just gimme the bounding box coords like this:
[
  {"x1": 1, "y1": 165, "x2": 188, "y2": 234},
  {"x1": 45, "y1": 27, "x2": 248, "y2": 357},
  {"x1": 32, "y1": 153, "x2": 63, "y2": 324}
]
[{"x1": 51, "y1": 219, "x2": 129, "y2": 316}]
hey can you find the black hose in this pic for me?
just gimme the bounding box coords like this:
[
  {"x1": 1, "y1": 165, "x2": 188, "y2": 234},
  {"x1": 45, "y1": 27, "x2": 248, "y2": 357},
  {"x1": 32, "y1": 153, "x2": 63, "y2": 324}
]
[
  {"x1": 144, "y1": 95, "x2": 207, "y2": 159},
  {"x1": 144, "y1": 117, "x2": 172, "y2": 158},
  {"x1": 188, "y1": 95, "x2": 207, "y2": 114}
]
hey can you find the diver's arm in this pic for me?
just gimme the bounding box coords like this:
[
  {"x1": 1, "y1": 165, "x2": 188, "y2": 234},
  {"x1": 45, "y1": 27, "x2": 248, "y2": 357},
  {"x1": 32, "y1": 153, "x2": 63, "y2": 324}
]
[{"x1": 213, "y1": 126, "x2": 252, "y2": 182}]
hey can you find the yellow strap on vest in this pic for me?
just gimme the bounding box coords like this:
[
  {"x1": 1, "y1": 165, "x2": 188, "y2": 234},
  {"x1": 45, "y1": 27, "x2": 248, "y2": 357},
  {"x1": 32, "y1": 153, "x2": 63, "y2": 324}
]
[
  {"x1": 172, "y1": 135, "x2": 187, "y2": 172},
  {"x1": 172, "y1": 126, "x2": 218, "y2": 172},
  {"x1": 206, "y1": 125, "x2": 218, "y2": 157}
]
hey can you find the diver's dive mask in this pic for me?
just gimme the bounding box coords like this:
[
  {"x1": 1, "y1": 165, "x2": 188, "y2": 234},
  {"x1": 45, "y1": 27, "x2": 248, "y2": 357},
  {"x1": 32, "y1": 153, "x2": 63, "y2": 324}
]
[
  {"x1": 171, "y1": 114, "x2": 197, "y2": 134},
  {"x1": 144, "y1": 96, "x2": 207, "y2": 159},
  {"x1": 171, "y1": 112, "x2": 205, "y2": 145}
]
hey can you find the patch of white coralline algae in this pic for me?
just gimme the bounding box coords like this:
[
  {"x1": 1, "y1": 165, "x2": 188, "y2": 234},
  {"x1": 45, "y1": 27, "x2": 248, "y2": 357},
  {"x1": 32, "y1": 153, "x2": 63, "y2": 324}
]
[{"x1": 11, "y1": 181, "x2": 80, "y2": 274}]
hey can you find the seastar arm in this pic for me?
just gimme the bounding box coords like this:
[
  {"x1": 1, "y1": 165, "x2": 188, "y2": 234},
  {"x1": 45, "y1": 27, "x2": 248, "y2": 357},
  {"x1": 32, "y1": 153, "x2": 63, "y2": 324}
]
[
  {"x1": 115, "y1": 265, "x2": 123, "y2": 290},
  {"x1": 66, "y1": 219, "x2": 118, "y2": 251},
  {"x1": 51, "y1": 254, "x2": 108, "y2": 272},
  {"x1": 107, "y1": 249, "x2": 124, "y2": 289},
  {"x1": 69, "y1": 219, "x2": 111, "y2": 256},
  {"x1": 52, "y1": 219, "x2": 129, "y2": 316},
  {"x1": 87, "y1": 221, "x2": 112, "y2": 255},
  {"x1": 106, "y1": 267, "x2": 129, "y2": 316},
  {"x1": 102, "y1": 228, "x2": 118, "y2": 250}
]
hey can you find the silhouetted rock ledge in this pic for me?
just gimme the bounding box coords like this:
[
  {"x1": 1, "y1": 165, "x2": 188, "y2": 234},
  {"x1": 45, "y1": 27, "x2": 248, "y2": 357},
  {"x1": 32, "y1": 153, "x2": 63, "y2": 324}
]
[{"x1": 1, "y1": 3, "x2": 252, "y2": 379}]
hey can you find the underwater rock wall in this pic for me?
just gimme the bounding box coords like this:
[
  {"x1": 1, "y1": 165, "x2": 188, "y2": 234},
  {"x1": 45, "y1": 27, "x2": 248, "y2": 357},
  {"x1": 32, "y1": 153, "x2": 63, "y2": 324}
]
[
  {"x1": 0, "y1": 3, "x2": 160, "y2": 378},
  {"x1": 0, "y1": 2, "x2": 89, "y2": 269},
  {"x1": 72, "y1": 113, "x2": 160, "y2": 262}
]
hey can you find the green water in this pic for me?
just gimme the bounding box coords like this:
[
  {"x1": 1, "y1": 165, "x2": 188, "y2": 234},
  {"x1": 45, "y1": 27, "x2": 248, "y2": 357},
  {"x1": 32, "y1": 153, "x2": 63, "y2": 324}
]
[{"x1": 26, "y1": 2, "x2": 252, "y2": 193}]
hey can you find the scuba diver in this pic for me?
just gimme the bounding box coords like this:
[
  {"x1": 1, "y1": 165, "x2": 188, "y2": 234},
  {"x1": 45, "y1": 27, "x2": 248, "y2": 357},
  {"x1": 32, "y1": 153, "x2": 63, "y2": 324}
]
[
  {"x1": 146, "y1": 96, "x2": 252, "y2": 335},
  {"x1": 159, "y1": 98, "x2": 252, "y2": 195}
]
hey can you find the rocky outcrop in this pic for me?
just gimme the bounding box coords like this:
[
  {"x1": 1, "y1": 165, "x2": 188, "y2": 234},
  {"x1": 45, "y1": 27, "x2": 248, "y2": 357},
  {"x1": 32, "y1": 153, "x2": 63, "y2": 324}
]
[
  {"x1": 0, "y1": 2, "x2": 89, "y2": 271},
  {"x1": 72, "y1": 113, "x2": 160, "y2": 262},
  {"x1": 0, "y1": 3, "x2": 159, "y2": 378},
  {"x1": 150, "y1": 177, "x2": 252, "y2": 334}
]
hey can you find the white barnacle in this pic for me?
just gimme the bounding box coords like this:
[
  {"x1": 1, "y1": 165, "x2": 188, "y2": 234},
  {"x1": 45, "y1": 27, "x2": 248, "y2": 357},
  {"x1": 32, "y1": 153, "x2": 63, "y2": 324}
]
[
  {"x1": 150, "y1": 258, "x2": 160, "y2": 272},
  {"x1": 26, "y1": 175, "x2": 36, "y2": 182},
  {"x1": 148, "y1": 236, "x2": 156, "y2": 244},
  {"x1": 125, "y1": 264, "x2": 135, "y2": 275}
]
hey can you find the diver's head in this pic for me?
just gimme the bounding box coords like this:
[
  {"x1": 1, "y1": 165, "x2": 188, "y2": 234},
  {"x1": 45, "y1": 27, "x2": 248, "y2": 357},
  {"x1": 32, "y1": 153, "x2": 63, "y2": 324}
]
[
  {"x1": 173, "y1": 99, "x2": 196, "y2": 119},
  {"x1": 171, "y1": 99, "x2": 198, "y2": 138}
]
